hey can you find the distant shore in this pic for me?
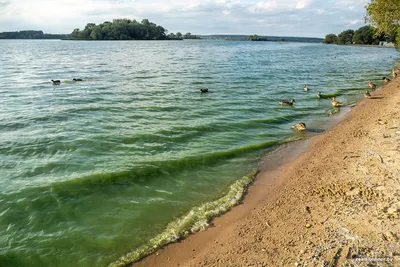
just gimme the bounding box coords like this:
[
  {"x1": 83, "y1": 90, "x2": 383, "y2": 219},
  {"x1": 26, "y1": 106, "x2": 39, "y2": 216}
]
[
  {"x1": 326, "y1": 43, "x2": 396, "y2": 49},
  {"x1": 132, "y1": 69, "x2": 400, "y2": 266},
  {"x1": 347, "y1": 43, "x2": 396, "y2": 48}
]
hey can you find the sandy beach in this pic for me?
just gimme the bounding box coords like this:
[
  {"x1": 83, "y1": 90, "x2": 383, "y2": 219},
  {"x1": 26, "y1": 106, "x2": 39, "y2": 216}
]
[{"x1": 133, "y1": 73, "x2": 400, "y2": 267}]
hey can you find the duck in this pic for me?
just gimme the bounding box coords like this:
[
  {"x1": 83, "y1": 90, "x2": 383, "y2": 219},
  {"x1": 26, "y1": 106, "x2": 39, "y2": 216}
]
[
  {"x1": 364, "y1": 91, "x2": 371, "y2": 98},
  {"x1": 392, "y1": 69, "x2": 399, "y2": 78},
  {"x1": 382, "y1": 77, "x2": 391, "y2": 83},
  {"x1": 200, "y1": 88, "x2": 209, "y2": 93},
  {"x1": 51, "y1": 79, "x2": 61, "y2": 85},
  {"x1": 331, "y1": 97, "x2": 342, "y2": 107},
  {"x1": 291, "y1": 122, "x2": 307, "y2": 131},
  {"x1": 317, "y1": 92, "x2": 322, "y2": 99},
  {"x1": 368, "y1": 80, "x2": 376, "y2": 90},
  {"x1": 304, "y1": 84, "x2": 310, "y2": 91},
  {"x1": 279, "y1": 99, "x2": 295, "y2": 106},
  {"x1": 73, "y1": 78, "x2": 83, "y2": 82}
]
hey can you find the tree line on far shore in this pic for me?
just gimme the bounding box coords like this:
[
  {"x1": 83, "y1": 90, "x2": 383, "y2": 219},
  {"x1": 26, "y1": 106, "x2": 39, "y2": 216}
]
[
  {"x1": 323, "y1": 26, "x2": 394, "y2": 45},
  {"x1": 0, "y1": 30, "x2": 69, "y2": 39},
  {"x1": 70, "y1": 19, "x2": 200, "y2": 40}
]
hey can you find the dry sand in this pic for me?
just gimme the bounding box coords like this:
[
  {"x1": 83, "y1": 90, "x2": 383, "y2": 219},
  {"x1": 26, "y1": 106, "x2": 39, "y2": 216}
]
[{"x1": 133, "y1": 75, "x2": 400, "y2": 267}]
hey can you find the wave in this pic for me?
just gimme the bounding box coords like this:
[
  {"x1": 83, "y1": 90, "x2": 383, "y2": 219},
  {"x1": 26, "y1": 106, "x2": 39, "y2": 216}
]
[
  {"x1": 55, "y1": 140, "x2": 279, "y2": 187},
  {"x1": 108, "y1": 170, "x2": 258, "y2": 267}
]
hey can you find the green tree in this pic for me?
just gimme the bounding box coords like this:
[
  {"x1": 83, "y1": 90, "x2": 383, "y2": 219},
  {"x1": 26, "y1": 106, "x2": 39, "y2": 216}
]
[
  {"x1": 365, "y1": 0, "x2": 400, "y2": 48},
  {"x1": 77, "y1": 30, "x2": 89, "y2": 39},
  {"x1": 176, "y1": 32, "x2": 182, "y2": 38},
  {"x1": 89, "y1": 25, "x2": 103, "y2": 40},
  {"x1": 141, "y1": 19, "x2": 150, "y2": 26},
  {"x1": 337, "y1": 29, "x2": 354, "y2": 45},
  {"x1": 366, "y1": 0, "x2": 400, "y2": 37},
  {"x1": 352, "y1": 26, "x2": 374, "y2": 44},
  {"x1": 71, "y1": 29, "x2": 80, "y2": 39},
  {"x1": 397, "y1": 31, "x2": 400, "y2": 48},
  {"x1": 323, "y1": 33, "x2": 338, "y2": 44}
]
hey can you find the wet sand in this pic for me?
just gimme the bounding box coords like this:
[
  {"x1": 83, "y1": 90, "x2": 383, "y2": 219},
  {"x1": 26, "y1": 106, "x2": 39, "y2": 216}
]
[{"x1": 132, "y1": 75, "x2": 400, "y2": 267}]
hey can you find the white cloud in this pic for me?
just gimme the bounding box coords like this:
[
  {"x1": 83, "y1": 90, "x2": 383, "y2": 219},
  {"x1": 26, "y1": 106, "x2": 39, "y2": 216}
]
[
  {"x1": 344, "y1": 19, "x2": 362, "y2": 27},
  {"x1": 0, "y1": 0, "x2": 369, "y2": 37},
  {"x1": 296, "y1": 0, "x2": 312, "y2": 9}
]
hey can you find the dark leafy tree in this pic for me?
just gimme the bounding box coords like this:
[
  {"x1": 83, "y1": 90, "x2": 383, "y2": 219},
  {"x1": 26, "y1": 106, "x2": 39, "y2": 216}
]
[
  {"x1": 352, "y1": 26, "x2": 374, "y2": 44},
  {"x1": 323, "y1": 34, "x2": 338, "y2": 44},
  {"x1": 365, "y1": 0, "x2": 400, "y2": 48},
  {"x1": 337, "y1": 29, "x2": 354, "y2": 45}
]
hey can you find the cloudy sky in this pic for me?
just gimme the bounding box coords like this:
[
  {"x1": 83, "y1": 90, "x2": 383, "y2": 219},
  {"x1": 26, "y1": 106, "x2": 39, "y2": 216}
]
[{"x1": 0, "y1": 0, "x2": 369, "y2": 37}]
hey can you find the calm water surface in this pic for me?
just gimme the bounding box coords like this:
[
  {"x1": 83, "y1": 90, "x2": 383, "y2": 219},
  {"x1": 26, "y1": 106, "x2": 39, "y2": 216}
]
[{"x1": 0, "y1": 40, "x2": 397, "y2": 266}]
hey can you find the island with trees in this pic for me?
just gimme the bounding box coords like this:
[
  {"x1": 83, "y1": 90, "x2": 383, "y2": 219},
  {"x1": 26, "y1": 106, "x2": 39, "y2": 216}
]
[
  {"x1": 248, "y1": 35, "x2": 289, "y2": 42},
  {"x1": 248, "y1": 34, "x2": 269, "y2": 41},
  {"x1": 69, "y1": 18, "x2": 200, "y2": 40},
  {"x1": 0, "y1": 30, "x2": 69, "y2": 39}
]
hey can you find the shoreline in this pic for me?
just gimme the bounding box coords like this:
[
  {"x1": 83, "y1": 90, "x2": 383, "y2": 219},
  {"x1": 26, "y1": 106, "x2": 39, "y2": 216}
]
[
  {"x1": 113, "y1": 104, "x2": 351, "y2": 267},
  {"x1": 325, "y1": 43, "x2": 396, "y2": 49},
  {"x1": 131, "y1": 72, "x2": 400, "y2": 266}
]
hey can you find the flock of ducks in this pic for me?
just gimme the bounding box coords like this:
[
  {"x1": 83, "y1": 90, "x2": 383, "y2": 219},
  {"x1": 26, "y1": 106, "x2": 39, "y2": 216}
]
[
  {"x1": 51, "y1": 79, "x2": 84, "y2": 85},
  {"x1": 53, "y1": 67, "x2": 400, "y2": 133},
  {"x1": 287, "y1": 67, "x2": 400, "y2": 132},
  {"x1": 204, "y1": 68, "x2": 399, "y2": 132}
]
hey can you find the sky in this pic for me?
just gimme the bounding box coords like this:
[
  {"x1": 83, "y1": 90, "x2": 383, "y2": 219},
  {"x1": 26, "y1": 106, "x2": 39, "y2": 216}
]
[{"x1": 0, "y1": 0, "x2": 370, "y2": 37}]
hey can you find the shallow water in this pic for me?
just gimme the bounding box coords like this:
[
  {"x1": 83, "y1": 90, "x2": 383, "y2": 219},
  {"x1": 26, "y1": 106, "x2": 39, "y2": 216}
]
[{"x1": 0, "y1": 40, "x2": 397, "y2": 266}]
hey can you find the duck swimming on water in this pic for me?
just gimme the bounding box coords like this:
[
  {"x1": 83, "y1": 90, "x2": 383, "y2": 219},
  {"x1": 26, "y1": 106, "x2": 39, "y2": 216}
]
[
  {"x1": 200, "y1": 88, "x2": 209, "y2": 93},
  {"x1": 279, "y1": 99, "x2": 295, "y2": 106},
  {"x1": 51, "y1": 79, "x2": 61, "y2": 85},
  {"x1": 317, "y1": 92, "x2": 322, "y2": 99},
  {"x1": 73, "y1": 78, "x2": 83, "y2": 82},
  {"x1": 331, "y1": 97, "x2": 342, "y2": 107},
  {"x1": 292, "y1": 122, "x2": 307, "y2": 131},
  {"x1": 304, "y1": 84, "x2": 310, "y2": 91}
]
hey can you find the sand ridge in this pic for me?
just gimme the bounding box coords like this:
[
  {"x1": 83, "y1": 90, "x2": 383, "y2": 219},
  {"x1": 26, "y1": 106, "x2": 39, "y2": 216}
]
[{"x1": 133, "y1": 74, "x2": 400, "y2": 267}]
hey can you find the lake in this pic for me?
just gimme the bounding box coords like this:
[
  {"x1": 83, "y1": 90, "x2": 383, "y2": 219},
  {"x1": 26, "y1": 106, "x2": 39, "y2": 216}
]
[{"x1": 0, "y1": 40, "x2": 397, "y2": 266}]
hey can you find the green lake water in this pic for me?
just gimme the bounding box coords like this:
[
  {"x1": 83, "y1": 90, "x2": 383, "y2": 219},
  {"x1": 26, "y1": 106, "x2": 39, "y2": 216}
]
[{"x1": 0, "y1": 40, "x2": 398, "y2": 266}]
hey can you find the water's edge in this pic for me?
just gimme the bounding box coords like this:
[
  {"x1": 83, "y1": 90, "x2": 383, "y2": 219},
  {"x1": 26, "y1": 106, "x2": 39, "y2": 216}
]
[
  {"x1": 110, "y1": 170, "x2": 258, "y2": 267},
  {"x1": 111, "y1": 83, "x2": 377, "y2": 267}
]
